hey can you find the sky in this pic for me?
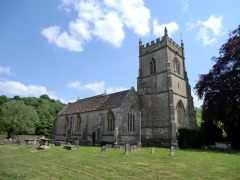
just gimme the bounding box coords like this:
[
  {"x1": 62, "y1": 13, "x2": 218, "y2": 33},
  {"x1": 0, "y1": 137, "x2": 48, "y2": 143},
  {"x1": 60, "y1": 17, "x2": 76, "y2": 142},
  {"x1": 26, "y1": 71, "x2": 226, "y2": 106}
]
[{"x1": 0, "y1": 0, "x2": 239, "y2": 106}]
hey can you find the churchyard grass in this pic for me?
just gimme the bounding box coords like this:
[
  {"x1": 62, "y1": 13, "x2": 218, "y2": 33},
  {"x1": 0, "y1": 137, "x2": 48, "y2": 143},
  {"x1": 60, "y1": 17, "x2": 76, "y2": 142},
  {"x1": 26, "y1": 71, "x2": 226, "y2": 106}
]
[{"x1": 0, "y1": 145, "x2": 239, "y2": 180}]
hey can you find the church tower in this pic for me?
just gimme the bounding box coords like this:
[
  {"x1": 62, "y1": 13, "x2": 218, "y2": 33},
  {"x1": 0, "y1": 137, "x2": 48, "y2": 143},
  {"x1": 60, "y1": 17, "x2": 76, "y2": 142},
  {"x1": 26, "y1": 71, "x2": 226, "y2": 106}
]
[{"x1": 137, "y1": 28, "x2": 196, "y2": 146}]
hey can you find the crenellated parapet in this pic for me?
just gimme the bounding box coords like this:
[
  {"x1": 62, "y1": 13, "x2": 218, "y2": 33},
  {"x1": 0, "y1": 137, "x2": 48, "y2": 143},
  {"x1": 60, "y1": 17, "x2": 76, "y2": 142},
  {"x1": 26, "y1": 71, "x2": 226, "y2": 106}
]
[{"x1": 139, "y1": 32, "x2": 184, "y2": 57}]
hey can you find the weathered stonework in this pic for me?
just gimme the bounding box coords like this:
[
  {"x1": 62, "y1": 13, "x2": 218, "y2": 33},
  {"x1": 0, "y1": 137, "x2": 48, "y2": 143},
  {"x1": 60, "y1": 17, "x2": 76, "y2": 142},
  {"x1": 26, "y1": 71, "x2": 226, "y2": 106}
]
[{"x1": 53, "y1": 29, "x2": 196, "y2": 146}]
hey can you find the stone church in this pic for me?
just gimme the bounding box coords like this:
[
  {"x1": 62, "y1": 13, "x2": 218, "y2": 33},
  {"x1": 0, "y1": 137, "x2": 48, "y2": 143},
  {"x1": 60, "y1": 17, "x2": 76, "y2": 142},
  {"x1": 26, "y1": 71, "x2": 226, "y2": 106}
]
[{"x1": 53, "y1": 28, "x2": 196, "y2": 146}]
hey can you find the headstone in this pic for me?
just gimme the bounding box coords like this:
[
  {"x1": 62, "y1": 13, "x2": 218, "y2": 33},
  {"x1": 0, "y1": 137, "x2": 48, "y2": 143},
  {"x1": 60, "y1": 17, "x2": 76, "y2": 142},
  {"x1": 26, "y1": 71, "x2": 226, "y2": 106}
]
[
  {"x1": 64, "y1": 145, "x2": 72, "y2": 150},
  {"x1": 101, "y1": 145, "x2": 107, "y2": 152},
  {"x1": 54, "y1": 141, "x2": 61, "y2": 146},
  {"x1": 170, "y1": 145, "x2": 175, "y2": 156},
  {"x1": 125, "y1": 144, "x2": 130, "y2": 155}
]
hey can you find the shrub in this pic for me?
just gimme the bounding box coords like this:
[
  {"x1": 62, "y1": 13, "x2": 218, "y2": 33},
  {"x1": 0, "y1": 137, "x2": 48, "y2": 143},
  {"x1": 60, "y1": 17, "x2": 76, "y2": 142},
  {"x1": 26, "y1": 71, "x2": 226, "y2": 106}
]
[{"x1": 178, "y1": 128, "x2": 203, "y2": 149}]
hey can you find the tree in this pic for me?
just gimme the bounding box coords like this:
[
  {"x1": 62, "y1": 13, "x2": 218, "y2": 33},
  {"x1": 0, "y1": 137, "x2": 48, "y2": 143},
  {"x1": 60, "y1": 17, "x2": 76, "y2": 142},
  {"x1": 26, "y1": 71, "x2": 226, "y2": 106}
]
[
  {"x1": 35, "y1": 97, "x2": 64, "y2": 136},
  {"x1": 35, "y1": 102, "x2": 55, "y2": 136},
  {"x1": 0, "y1": 100, "x2": 39, "y2": 138},
  {"x1": 195, "y1": 107, "x2": 202, "y2": 127},
  {"x1": 195, "y1": 25, "x2": 240, "y2": 149},
  {"x1": 0, "y1": 95, "x2": 9, "y2": 106}
]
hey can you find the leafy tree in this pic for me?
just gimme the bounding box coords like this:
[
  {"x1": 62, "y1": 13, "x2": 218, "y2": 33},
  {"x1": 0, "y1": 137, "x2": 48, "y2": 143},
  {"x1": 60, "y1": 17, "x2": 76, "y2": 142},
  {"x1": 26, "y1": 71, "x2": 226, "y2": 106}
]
[
  {"x1": 35, "y1": 96, "x2": 64, "y2": 136},
  {"x1": 195, "y1": 25, "x2": 240, "y2": 149},
  {"x1": 0, "y1": 100, "x2": 39, "y2": 138},
  {"x1": 195, "y1": 107, "x2": 202, "y2": 127},
  {"x1": 0, "y1": 94, "x2": 64, "y2": 137},
  {"x1": 0, "y1": 95, "x2": 9, "y2": 106},
  {"x1": 35, "y1": 102, "x2": 55, "y2": 136},
  {"x1": 40, "y1": 94, "x2": 51, "y2": 101},
  {"x1": 22, "y1": 97, "x2": 39, "y2": 108}
]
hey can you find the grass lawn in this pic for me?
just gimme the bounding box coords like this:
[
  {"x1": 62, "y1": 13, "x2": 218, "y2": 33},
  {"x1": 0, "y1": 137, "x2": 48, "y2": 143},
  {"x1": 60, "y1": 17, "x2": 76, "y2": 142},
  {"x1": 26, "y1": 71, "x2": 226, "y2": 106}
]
[{"x1": 0, "y1": 145, "x2": 239, "y2": 180}]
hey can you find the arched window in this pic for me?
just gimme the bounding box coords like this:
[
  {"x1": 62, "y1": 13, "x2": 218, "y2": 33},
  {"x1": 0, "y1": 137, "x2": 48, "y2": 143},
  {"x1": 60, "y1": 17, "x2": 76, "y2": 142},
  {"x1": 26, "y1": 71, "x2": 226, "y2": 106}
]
[
  {"x1": 107, "y1": 110, "x2": 115, "y2": 131},
  {"x1": 173, "y1": 58, "x2": 181, "y2": 74},
  {"x1": 176, "y1": 101, "x2": 185, "y2": 129},
  {"x1": 128, "y1": 112, "x2": 135, "y2": 132},
  {"x1": 150, "y1": 58, "x2": 156, "y2": 74}
]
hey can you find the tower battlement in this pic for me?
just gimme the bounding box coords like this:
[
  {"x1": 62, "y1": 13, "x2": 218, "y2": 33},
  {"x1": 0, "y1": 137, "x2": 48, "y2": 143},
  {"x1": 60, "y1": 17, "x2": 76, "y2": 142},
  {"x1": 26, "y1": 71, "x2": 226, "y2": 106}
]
[{"x1": 139, "y1": 29, "x2": 184, "y2": 57}]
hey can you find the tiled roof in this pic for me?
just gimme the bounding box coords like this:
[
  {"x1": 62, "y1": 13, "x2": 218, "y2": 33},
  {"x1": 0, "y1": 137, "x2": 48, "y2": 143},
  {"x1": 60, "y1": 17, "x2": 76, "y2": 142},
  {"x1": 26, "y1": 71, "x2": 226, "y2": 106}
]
[{"x1": 59, "y1": 90, "x2": 129, "y2": 115}]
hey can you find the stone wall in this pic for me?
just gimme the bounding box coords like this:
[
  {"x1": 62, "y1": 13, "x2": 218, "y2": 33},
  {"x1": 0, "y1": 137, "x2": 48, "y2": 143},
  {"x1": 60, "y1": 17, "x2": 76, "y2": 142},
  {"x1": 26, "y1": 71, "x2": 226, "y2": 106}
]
[{"x1": 0, "y1": 134, "x2": 43, "y2": 144}]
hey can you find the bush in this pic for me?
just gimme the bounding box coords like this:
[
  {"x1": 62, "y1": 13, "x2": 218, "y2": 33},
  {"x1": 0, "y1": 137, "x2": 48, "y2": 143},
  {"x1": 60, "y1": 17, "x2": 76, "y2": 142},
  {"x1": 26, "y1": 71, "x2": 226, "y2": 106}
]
[{"x1": 178, "y1": 128, "x2": 203, "y2": 149}]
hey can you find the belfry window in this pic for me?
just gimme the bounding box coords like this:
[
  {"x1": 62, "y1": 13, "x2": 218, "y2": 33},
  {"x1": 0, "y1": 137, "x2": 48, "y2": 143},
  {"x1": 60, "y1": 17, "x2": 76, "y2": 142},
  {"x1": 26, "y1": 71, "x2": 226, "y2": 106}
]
[
  {"x1": 128, "y1": 112, "x2": 135, "y2": 132},
  {"x1": 173, "y1": 58, "x2": 181, "y2": 74},
  {"x1": 150, "y1": 58, "x2": 156, "y2": 74},
  {"x1": 107, "y1": 110, "x2": 115, "y2": 131}
]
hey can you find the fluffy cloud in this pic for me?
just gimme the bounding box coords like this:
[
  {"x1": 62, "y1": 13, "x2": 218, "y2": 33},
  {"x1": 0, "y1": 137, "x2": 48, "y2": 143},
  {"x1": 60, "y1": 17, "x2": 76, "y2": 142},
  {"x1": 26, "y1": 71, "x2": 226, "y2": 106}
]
[
  {"x1": 68, "y1": 80, "x2": 127, "y2": 94},
  {"x1": 0, "y1": 80, "x2": 58, "y2": 99},
  {"x1": 0, "y1": 66, "x2": 12, "y2": 77},
  {"x1": 188, "y1": 15, "x2": 224, "y2": 46},
  {"x1": 104, "y1": 0, "x2": 151, "y2": 36},
  {"x1": 94, "y1": 12, "x2": 125, "y2": 47},
  {"x1": 153, "y1": 20, "x2": 179, "y2": 37},
  {"x1": 42, "y1": 0, "x2": 151, "y2": 52},
  {"x1": 41, "y1": 26, "x2": 83, "y2": 52}
]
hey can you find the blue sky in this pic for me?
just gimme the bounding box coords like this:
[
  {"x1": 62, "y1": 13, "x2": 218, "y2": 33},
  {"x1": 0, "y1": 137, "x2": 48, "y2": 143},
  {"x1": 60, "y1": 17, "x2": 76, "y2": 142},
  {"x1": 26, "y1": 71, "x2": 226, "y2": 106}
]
[{"x1": 0, "y1": 0, "x2": 239, "y2": 106}]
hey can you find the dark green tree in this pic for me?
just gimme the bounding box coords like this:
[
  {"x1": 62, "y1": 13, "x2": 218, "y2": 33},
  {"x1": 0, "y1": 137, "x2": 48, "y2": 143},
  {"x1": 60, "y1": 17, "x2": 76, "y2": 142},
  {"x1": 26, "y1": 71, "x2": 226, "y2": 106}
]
[
  {"x1": 35, "y1": 96, "x2": 64, "y2": 136},
  {"x1": 195, "y1": 25, "x2": 240, "y2": 149},
  {"x1": 0, "y1": 95, "x2": 9, "y2": 106},
  {"x1": 0, "y1": 100, "x2": 39, "y2": 138}
]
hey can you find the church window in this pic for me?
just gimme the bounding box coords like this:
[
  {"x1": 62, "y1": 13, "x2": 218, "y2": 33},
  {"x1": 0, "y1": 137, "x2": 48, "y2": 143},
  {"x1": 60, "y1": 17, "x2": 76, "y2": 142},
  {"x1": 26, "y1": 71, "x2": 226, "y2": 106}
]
[
  {"x1": 150, "y1": 58, "x2": 156, "y2": 74},
  {"x1": 64, "y1": 116, "x2": 69, "y2": 133},
  {"x1": 128, "y1": 112, "x2": 135, "y2": 132},
  {"x1": 77, "y1": 113, "x2": 81, "y2": 130},
  {"x1": 173, "y1": 58, "x2": 181, "y2": 74},
  {"x1": 107, "y1": 110, "x2": 115, "y2": 131},
  {"x1": 69, "y1": 116, "x2": 73, "y2": 135},
  {"x1": 176, "y1": 101, "x2": 185, "y2": 129}
]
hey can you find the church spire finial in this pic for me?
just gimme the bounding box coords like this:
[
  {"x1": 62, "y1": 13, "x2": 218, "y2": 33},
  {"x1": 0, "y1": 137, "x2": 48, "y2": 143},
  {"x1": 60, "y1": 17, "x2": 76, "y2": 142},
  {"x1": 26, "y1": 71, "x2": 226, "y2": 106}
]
[{"x1": 164, "y1": 27, "x2": 168, "y2": 37}]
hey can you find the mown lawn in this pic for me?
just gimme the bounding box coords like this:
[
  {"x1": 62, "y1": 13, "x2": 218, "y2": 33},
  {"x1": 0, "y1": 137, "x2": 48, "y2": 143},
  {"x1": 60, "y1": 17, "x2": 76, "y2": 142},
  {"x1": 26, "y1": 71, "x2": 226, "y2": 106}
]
[{"x1": 0, "y1": 145, "x2": 239, "y2": 180}]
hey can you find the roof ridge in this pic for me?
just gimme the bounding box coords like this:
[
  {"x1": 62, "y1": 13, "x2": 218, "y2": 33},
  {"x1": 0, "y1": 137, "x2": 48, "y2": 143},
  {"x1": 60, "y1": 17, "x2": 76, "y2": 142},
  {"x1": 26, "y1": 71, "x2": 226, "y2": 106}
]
[
  {"x1": 76, "y1": 94, "x2": 106, "y2": 103},
  {"x1": 106, "y1": 89, "x2": 129, "y2": 96}
]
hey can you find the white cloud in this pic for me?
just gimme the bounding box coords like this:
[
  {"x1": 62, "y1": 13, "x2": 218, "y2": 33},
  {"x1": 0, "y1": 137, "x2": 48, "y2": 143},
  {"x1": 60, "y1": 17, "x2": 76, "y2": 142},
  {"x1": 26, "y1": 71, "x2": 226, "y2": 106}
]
[
  {"x1": 0, "y1": 66, "x2": 12, "y2": 77},
  {"x1": 84, "y1": 81, "x2": 105, "y2": 94},
  {"x1": 0, "y1": 80, "x2": 58, "y2": 100},
  {"x1": 104, "y1": 0, "x2": 151, "y2": 36},
  {"x1": 69, "y1": 20, "x2": 91, "y2": 41},
  {"x1": 94, "y1": 12, "x2": 125, "y2": 47},
  {"x1": 68, "y1": 80, "x2": 128, "y2": 94},
  {"x1": 68, "y1": 80, "x2": 82, "y2": 89},
  {"x1": 41, "y1": 26, "x2": 83, "y2": 52},
  {"x1": 153, "y1": 20, "x2": 179, "y2": 37},
  {"x1": 188, "y1": 15, "x2": 223, "y2": 46},
  {"x1": 42, "y1": 0, "x2": 152, "y2": 52}
]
